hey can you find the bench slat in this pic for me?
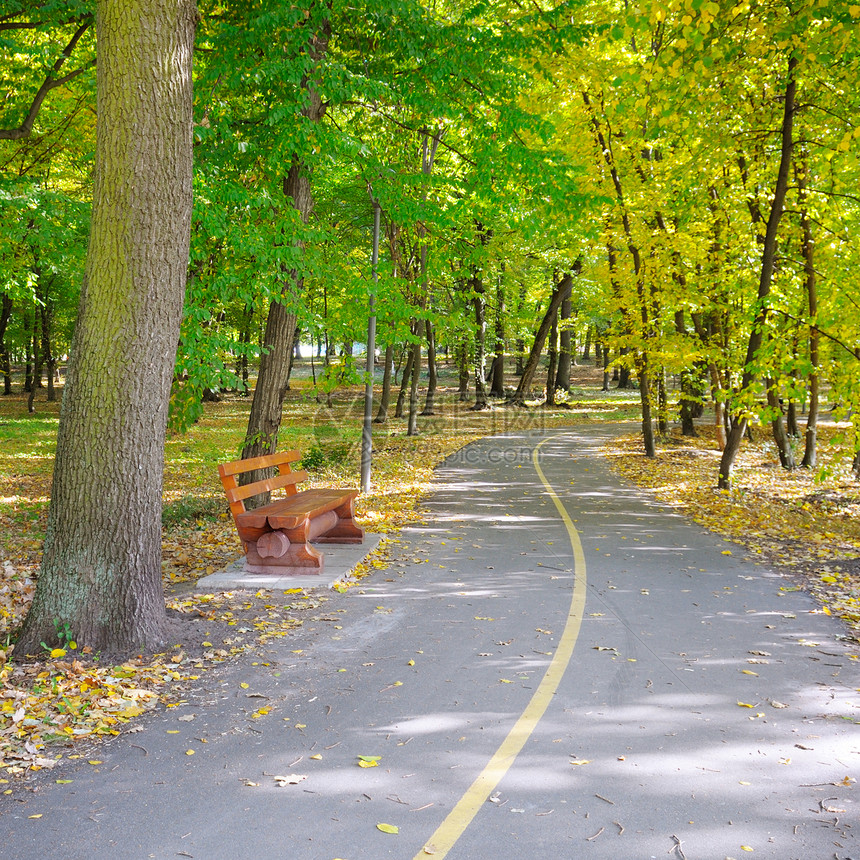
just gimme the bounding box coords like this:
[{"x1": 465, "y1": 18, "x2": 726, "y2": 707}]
[
  {"x1": 218, "y1": 450, "x2": 301, "y2": 479},
  {"x1": 224, "y1": 469, "x2": 309, "y2": 505},
  {"x1": 236, "y1": 488, "x2": 357, "y2": 531}
]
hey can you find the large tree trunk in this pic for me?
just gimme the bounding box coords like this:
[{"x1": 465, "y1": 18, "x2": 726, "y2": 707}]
[
  {"x1": 507, "y1": 270, "x2": 575, "y2": 407},
  {"x1": 719, "y1": 55, "x2": 796, "y2": 489},
  {"x1": 241, "y1": 17, "x2": 329, "y2": 471},
  {"x1": 17, "y1": 0, "x2": 196, "y2": 656}
]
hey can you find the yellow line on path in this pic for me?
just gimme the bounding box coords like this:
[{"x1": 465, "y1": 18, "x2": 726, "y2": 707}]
[{"x1": 413, "y1": 435, "x2": 588, "y2": 859}]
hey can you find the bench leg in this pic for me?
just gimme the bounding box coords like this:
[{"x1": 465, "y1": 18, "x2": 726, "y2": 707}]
[
  {"x1": 315, "y1": 499, "x2": 365, "y2": 544},
  {"x1": 245, "y1": 528, "x2": 324, "y2": 573}
]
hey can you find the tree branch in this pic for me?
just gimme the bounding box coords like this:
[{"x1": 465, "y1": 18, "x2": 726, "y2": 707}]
[
  {"x1": 772, "y1": 309, "x2": 860, "y2": 362},
  {"x1": 0, "y1": 17, "x2": 94, "y2": 141}
]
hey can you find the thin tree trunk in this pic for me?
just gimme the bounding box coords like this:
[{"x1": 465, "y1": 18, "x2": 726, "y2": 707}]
[
  {"x1": 767, "y1": 381, "x2": 796, "y2": 469},
  {"x1": 601, "y1": 341, "x2": 610, "y2": 391},
  {"x1": 508, "y1": 270, "x2": 575, "y2": 407},
  {"x1": 471, "y1": 276, "x2": 490, "y2": 411},
  {"x1": 555, "y1": 292, "x2": 571, "y2": 391},
  {"x1": 407, "y1": 335, "x2": 421, "y2": 435},
  {"x1": 395, "y1": 336, "x2": 414, "y2": 419},
  {"x1": 490, "y1": 274, "x2": 505, "y2": 398},
  {"x1": 0, "y1": 293, "x2": 11, "y2": 395},
  {"x1": 40, "y1": 277, "x2": 56, "y2": 402},
  {"x1": 421, "y1": 320, "x2": 437, "y2": 415},
  {"x1": 456, "y1": 338, "x2": 470, "y2": 401},
  {"x1": 719, "y1": 55, "x2": 796, "y2": 489},
  {"x1": 798, "y1": 157, "x2": 819, "y2": 469},
  {"x1": 545, "y1": 309, "x2": 559, "y2": 407},
  {"x1": 17, "y1": 0, "x2": 196, "y2": 656},
  {"x1": 27, "y1": 302, "x2": 39, "y2": 413},
  {"x1": 581, "y1": 324, "x2": 593, "y2": 362},
  {"x1": 374, "y1": 343, "x2": 394, "y2": 423}
]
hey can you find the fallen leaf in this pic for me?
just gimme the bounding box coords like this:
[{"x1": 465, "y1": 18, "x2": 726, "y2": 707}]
[
  {"x1": 377, "y1": 823, "x2": 399, "y2": 834},
  {"x1": 274, "y1": 774, "x2": 307, "y2": 786}
]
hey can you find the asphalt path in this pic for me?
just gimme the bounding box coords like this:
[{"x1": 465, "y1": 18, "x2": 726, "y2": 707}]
[{"x1": 2, "y1": 426, "x2": 858, "y2": 860}]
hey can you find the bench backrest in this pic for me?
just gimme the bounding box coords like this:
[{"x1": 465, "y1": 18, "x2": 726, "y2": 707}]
[{"x1": 218, "y1": 450, "x2": 308, "y2": 521}]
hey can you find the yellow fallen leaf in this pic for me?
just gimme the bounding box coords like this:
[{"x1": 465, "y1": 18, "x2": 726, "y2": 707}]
[
  {"x1": 407, "y1": 660, "x2": 415, "y2": 666},
  {"x1": 500, "y1": 679, "x2": 512, "y2": 684},
  {"x1": 377, "y1": 823, "x2": 399, "y2": 834},
  {"x1": 29, "y1": 814, "x2": 43, "y2": 819},
  {"x1": 88, "y1": 760, "x2": 103, "y2": 765},
  {"x1": 166, "y1": 730, "x2": 180, "y2": 734},
  {"x1": 722, "y1": 550, "x2": 733, "y2": 555},
  {"x1": 741, "y1": 670, "x2": 758, "y2": 676},
  {"x1": 569, "y1": 759, "x2": 591, "y2": 766},
  {"x1": 737, "y1": 702, "x2": 754, "y2": 708},
  {"x1": 186, "y1": 750, "x2": 195, "y2": 756},
  {"x1": 741, "y1": 847, "x2": 754, "y2": 852},
  {"x1": 310, "y1": 754, "x2": 322, "y2": 760},
  {"x1": 295, "y1": 723, "x2": 307, "y2": 729},
  {"x1": 50, "y1": 648, "x2": 66, "y2": 658},
  {"x1": 240, "y1": 682, "x2": 249, "y2": 689}
]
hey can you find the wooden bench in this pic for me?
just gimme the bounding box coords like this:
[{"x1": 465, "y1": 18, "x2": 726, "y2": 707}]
[{"x1": 218, "y1": 450, "x2": 364, "y2": 575}]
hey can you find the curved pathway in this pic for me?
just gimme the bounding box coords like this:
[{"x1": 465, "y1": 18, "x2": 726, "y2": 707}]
[{"x1": 1, "y1": 427, "x2": 857, "y2": 859}]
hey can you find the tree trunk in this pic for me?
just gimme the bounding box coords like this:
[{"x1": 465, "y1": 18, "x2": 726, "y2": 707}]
[
  {"x1": 637, "y1": 354, "x2": 656, "y2": 458},
  {"x1": 374, "y1": 343, "x2": 394, "y2": 423},
  {"x1": 718, "y1": 55, "x2": 796, "y2": 489},
  {"x1": 395, "y1": 337, "x2": 414, "y2": 419},
  {"x1": 407, "y1": 335, "x2": 421, "y2": 435},
  {"x1": 456, "y1": 338, "x2": 470, "y2": 401},
  {"x1": 421, "y1": 320, "x2": 437, "y2": 415},
  {"x1": 0, "y1": 293, "x2": 11, "y2": 394},
  {"x1": 17, "y1": 0, "x2": 196, "y2": 657},
  {"x1": 767, "y1": 381, "x2": 796, "y2": 469},
  {"x1": 798, "y1": 157, "x2": 819, "y2": 469},
  {"x1": 555, "y1": 292, "x2": 571, "y2": 391},
  {"x1": 581, "y1": 324, "x2": 593, "y2": 363},
  {"x1": 508, "y1": 270, "x2": 575, "y2": 407},
  {"x1": 39, "y1": 276, "x2": 57, "y2": 402},
  {"x1": 490, "y1": 275, "x2": 505, "y2": 398},
  {"x1": 471, "y1": 276, "x2": 490, "y2": 411},
  {"x1": 601, "y1": 341, "x2": 610, "y2": 391},
  {"x1": 241, "y1": 16, "x2": 329, "y2": 477},
  {"x1": 27, "y1": 303, "x2": 39, "y2": 413},
  {"x1": 545, "y1": 309, "x2": 558, "y2": 407}
]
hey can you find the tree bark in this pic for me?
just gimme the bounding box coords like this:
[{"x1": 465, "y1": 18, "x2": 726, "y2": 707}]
[
  {"x1": 374, "y1": 343, "x2": 394, "y2": 423},
  {"x1": 421, "y1": 320, "x2": 437, "y2": 415},
  {"x1": 0, "y1": 292, "x2": 11, "y2": 394},
  {"x1": 17, "y1": 0, "x2": 196, "y2": 656},
  {"x1": 471, "y1": 275, "x2": 490, "y2": 411},
  {"x1": 507, "y1": 270, "x2": 575, "y2": 407},
  {"x1": 242, "y1": 15, "x2": 329, "y2": 474},
  {"x1": 490, "y1": 274, "x2": 505, "y2": 398},
  {"x1": 555, "y1": 292, "x2": 572, "y2": 390},
  {"x1": 545, "y1": 309, "x2": 559, "y2": 407},
  {"x1": 456, "y1": 337, "x2": 470, "y2": 401},
  {"x1": 798, "y1": 158, "x2": 819, "y2": 469},
  {"x1": 395, "y1": 336, "x2": 414, "y2": 419},
  {"x1": 767, "y1": 381, "x2": 795, "y2": 470},
  {"x1": 718, "y1": 55, "x2": 796, "y2": 489}
]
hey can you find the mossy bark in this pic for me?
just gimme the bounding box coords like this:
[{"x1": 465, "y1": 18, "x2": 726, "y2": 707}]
[{"x1": 17, "y1": 0, "x2": 197, "y2": 657}]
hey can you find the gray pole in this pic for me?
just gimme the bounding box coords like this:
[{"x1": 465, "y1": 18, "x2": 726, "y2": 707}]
[{"x1": 360, "y1": 199, "x2": 380, "y2": 494}]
